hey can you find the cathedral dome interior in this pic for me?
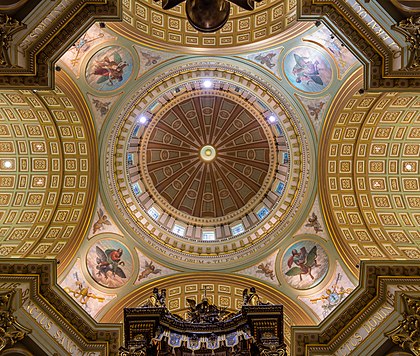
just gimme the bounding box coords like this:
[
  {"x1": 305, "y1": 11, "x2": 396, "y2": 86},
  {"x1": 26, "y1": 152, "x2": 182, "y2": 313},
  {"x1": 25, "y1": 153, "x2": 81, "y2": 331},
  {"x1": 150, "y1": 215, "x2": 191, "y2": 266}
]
[{"x1": 0, "y1": 0, "x2": 419, "y2": 355}]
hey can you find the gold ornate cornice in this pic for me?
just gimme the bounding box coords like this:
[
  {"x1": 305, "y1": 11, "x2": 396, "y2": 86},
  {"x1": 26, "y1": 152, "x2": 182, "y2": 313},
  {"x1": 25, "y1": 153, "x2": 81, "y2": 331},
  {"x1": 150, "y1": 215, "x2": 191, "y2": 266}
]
[
  {"x1": 386, "y1": 293, "x2": 420, "y2": 355},
  {"x1": 0, "y1": 0, "x2": 122, "y2": 90},
  {"x1": 0, "y1": 259, "x2": 122, "y2": 355},
  {"x1": 292, "y1": 260, "x2": 420, "y2": 355},
  {"x1": 298, "y1": 0, "x2": 420, "y2": 90}
]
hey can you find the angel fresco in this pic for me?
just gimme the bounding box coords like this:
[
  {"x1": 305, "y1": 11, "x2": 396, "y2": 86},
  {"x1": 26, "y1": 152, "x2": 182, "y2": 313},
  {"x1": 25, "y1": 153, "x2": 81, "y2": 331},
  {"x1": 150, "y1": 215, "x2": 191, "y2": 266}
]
[
  {"x1": 140, "y1": 51, "x2": 161, "y2": 67},
  {"x1": 286, "y1": 246, "x2": 320, "y2": 281},
  {"x1": 284, "y1": 47, "x2": 332, "y2": 93},
  {"x1": 255, "y1": 52, "x2": 277, "y2": 69},
  {"x1": 92, "y1": 53, "x2": 128, "y2": 86},
  {"x1": 92, "y1": 208, "x2": 111, "y2": 234},
  {"x1": 292, "y1": 54, "x2": 323, "y2": 86},
  {"x1": 95, "y1": 246, "x2": 126, "y2": 280},
  {"x1": 86, "y1": 46, "x2": 133, "y2": 91},
  {"x1": 282, "y1": 241, "x2": 328, "y2": 288},
  {"x1": 257, "y1": 262, "x2": 275, "y2": 280},
  {"x1": 138, "y1": 260, "x2": 162, "y2": 281},
  {"x1": 305, "y1": 212, "x2": 323, "y2": 233}
]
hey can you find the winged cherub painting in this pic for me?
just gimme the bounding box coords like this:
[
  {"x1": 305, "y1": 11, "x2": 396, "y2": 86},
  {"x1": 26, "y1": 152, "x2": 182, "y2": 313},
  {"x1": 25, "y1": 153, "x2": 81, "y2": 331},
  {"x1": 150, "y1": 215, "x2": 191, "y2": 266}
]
[{"x1": 282, "y1": 240, "x2": 329, "y2": 290}]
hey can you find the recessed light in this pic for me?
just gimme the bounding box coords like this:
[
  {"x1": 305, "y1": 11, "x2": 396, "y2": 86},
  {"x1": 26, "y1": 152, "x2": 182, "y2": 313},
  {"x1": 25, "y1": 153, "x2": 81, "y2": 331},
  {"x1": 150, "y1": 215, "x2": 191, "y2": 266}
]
[
  {"x1": 203, "y1": 80, "x2": 212, "y2": 88},
  {"x1": 268, "y1": 115, "x2": 277, "y2": 123},
  {"x1": 405, "y1": 163, "x2": 413, "y2": 171},
  {"x1": 139, "y1": 116, "x2": 148, "y2": 124},
  {"x1": 3, "y1": 161, "x2": 12, "y2": 168}
]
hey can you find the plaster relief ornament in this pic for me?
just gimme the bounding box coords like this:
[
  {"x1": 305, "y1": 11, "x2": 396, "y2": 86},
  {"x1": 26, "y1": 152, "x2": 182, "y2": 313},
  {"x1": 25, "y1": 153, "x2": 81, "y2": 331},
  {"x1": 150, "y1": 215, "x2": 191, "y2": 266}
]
[
  {"x1": 309, "y1": 273, "x2": 353, "y2": 317},
  {"x1": 87, "y1": 239, "x2": 133, "y2": 288},
  {"x1": 282, "y1": 240, "x2": 328, "y2": 290},
  {"x1": 64, "y1": 272, "x2": 105, "y2": 306},
  {"x1": 85, "y1": 46, "x2": 133, "y2": 91},
  {"x1": 60, "y1": 259, "x2": 115, "y2": 318},
  {"x1": 298, "y1": 262, "x2": 355, "y2": 321},
  {"x1": 284, "y1": 47, "x2": 332, "y2": 93},
  {"x1": 393, "y1": 16, "x2": 420, "y2": 70}
]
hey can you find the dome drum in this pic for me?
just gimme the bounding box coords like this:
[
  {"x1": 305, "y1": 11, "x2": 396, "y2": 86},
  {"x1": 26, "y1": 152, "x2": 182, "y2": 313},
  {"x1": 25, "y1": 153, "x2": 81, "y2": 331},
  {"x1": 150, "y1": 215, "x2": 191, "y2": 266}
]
[{"x1": 104, "y1": 62, "x2": 312, "y2": 269}]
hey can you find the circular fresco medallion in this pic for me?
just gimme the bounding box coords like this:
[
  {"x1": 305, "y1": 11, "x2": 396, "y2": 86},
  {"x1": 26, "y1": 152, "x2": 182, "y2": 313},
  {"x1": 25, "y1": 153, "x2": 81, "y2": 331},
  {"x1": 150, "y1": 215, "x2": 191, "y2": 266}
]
[
  {"x1": 281, "y1": 240, "x2": 329, "y2": 290},
  {"x1": 283, "y1": 47, "x2": 332, "y2": 93},
  {"x1": 86, "y1": 238, "x2": 133, "y2": 288},
  {"x1": 85, "y1": 46, "x2": 133, "y2": 91}
]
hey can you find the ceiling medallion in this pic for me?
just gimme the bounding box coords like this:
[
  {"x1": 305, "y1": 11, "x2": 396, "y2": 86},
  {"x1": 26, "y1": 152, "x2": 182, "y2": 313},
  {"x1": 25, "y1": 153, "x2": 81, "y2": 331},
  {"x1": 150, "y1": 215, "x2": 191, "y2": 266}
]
[
  {"x1": 200, "y1": 145, "x2": 216, "y2": 162},
  {"x1": 160, "y1": 0, "x2": 263, "y2": 32}
]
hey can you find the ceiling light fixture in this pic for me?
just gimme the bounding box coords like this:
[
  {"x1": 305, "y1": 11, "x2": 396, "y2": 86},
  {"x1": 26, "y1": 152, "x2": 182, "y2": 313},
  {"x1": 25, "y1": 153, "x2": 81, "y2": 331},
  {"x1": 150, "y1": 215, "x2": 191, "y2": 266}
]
[
  {"x1": 3, "y1": 160, "x2": 12, "y2": 168},
  {"x1": 203, "y1": 80, "x2": 212, "y2": 88},
  {"x1": 159, "y1": 0, "x2": 263, "y2": 33},
  {"x1": 139, "y1": 116, "x2": 148, "y2": 125},
  {"x1": 268, "y1": 115, "x2": 277, "y2": 123}
]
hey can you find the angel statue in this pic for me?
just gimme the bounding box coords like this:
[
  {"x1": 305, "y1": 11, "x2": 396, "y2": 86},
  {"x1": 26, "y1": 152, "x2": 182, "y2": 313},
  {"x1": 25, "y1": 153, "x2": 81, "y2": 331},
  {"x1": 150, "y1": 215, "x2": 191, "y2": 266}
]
[
  {"x1": 286, "y1": 246, "x2": 320, "y2": 281},
  {"x1": 242, "y1": 287, "x2": 265, "y2": 306},
  {"x1": 143, "y1": 288, "x2": 166, "y2": 307},
  {"x1": 185, "y1": 297, "x2": 232, "y2": 323},
  {"x1": 158, "y1": 0, "x2": 263, "y2": 33}
]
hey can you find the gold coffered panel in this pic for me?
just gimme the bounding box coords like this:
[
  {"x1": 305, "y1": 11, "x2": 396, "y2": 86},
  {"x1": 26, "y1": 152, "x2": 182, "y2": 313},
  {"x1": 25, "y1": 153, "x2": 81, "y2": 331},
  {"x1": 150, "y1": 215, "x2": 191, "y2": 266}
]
[
  {"x1": 110, "y1": 0, "x2": 310, "y2": 52},
  {"x1": 320, "y1": 70, "x2": 420, "y2": 275},
  {"x1": 0, "y1": 73, "x2": 97, "y2": 267}
]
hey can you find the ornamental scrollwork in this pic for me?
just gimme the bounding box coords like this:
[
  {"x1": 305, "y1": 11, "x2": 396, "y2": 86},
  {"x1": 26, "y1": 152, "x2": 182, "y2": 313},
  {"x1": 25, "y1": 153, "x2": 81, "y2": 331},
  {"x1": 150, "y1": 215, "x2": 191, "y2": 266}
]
[
  {"x1": 392, "y1": 16, "x2": 420, "y2": 70},
  {"x1": 0, "y1": 288, "x2": 31, "y2": 351},
  {"x1": 385, "y1": 293, "x2": 420, "y2": 356},
  {"x1": 0, "y1": 14, "x2": 26, "y2": 68}
]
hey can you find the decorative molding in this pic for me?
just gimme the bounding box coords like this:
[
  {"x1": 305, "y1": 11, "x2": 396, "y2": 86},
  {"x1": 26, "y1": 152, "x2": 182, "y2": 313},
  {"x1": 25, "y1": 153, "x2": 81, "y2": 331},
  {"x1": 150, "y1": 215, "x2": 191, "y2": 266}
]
[
  {"x1": 0, "y1": 288, "x2": 31, "y2": 352},
  {"x1": 0, "y1": 259, "x2": 122, "y2": 355},
  {"x1": 292, "y1": 260, "x2": 420, "y2": 355},
  {"x1": 298, "y1": 0, "x2": 420, "y2": 90},
  {"x1": 386, "y1": 293, "x2": 420, "y2": 355},
  {"x1": 393, "y1": 16, "x2": 420, "y2": 70},
  {"x1": 0, "y1": 0, "x2": 122, "y2": 90}
]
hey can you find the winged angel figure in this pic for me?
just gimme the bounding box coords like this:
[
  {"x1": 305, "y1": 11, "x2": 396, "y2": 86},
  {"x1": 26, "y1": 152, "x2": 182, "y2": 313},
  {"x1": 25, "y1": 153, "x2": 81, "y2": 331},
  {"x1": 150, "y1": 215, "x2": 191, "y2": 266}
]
[
  {"x1": 285, "y1": 246, "x2": 320, "y2": 281},
  {"x1": 292, "y1": 54, "x2": 324, "y2": 86},
  {"x1": 95, "y1": 247, "x2": 126, "y2": 280},
  {"x1": 92, "y1": 208, "x2": 111, "y2": 234},
  {"x1": 92, "y1": 52, "x2": 129, "y2": 86}
]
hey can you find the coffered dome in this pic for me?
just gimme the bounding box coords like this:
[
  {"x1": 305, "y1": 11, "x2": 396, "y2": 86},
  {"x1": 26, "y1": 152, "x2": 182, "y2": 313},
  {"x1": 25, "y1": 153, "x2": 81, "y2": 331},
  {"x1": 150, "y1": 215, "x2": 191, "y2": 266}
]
[
  {"x1": 102, "y1": 58, "x2": 315, "y2": 270},
  {"x1": 141, "y1": 91, "x2": 276, "y2": 222}
]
